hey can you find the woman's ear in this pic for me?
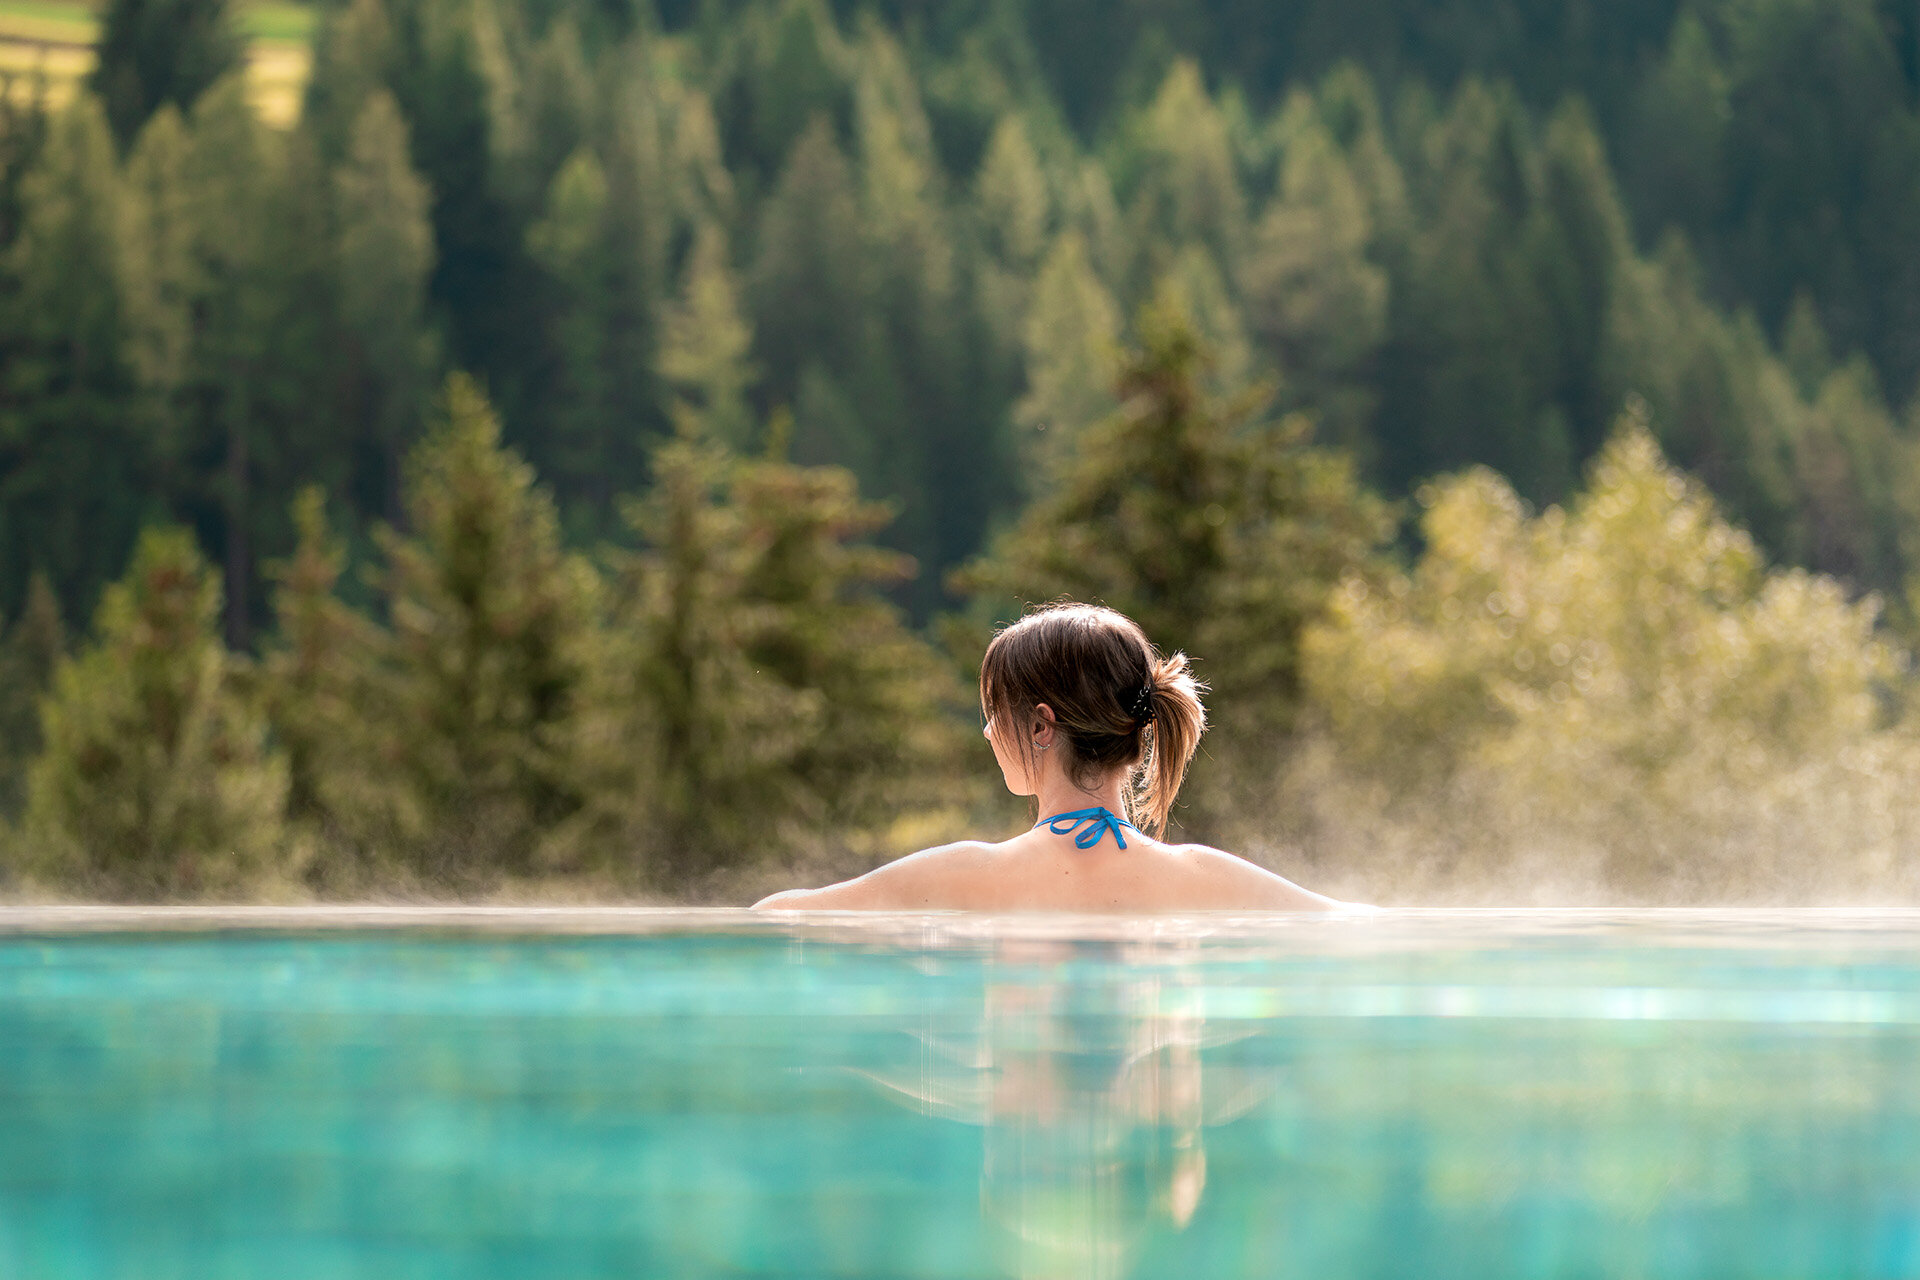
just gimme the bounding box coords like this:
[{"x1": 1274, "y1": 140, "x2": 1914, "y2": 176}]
[{"x1": 1032, "y1": 703, "x2": 1057, "y2": 750}]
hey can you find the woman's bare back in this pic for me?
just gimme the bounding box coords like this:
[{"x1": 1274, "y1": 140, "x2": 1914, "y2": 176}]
[{"x1": 754, "y1": 826, "x2": 1344, "y2": 912}]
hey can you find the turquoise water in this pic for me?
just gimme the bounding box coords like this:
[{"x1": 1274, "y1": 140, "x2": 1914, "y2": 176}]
[{"x1": 4, "y1": 908, "x2": 1920, "y2": 1278}]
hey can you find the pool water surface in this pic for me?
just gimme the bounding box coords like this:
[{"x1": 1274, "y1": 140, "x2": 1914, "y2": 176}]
[{"x1": 2, "y1": 907, "x2": 1918, "y2": 1278}]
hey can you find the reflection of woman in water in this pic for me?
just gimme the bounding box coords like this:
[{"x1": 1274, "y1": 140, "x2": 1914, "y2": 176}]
[
  {"x1": 757, "y1": 602, "x2": 1351, "y2": 911},
  {"x1": 973, "y1": 948, "x2": 1214, "y2": 1279},
  {"x1": 854, "y1": 940, "x2": 1273, "y2": 1280}
]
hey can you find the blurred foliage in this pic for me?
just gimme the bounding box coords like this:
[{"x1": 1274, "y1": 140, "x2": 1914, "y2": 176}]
[
  {"x1": 90, "y1": 0, "x2": 244, "y2": 148},
  {"x1": 46, "y1": 375, "x2": 968, "y2": 898},
  {"x1": 592, "y1": 414, "x2": 969, "y2": 886},
  {"x1": 8, "y1": 0, "x2": 1919, "y2": 632},
  {"x1": 354, "y1": 374, "x2": 601, "y2": 886},
  {"x1": 1297, "y1": 417, "x2": 1920, "y2": 901},
  {"x1": 261, "y1": 485, "x2": 386, "y2": 886},
  {"x1": 7, "y1": 0, "x2": 1920, "y2": 897},
  {"x1": 21, "y1": 528, "x2": 289, "y2": 899},
  {"x1": 0, "y1": 575, "x2": 65, "y2": 818}
]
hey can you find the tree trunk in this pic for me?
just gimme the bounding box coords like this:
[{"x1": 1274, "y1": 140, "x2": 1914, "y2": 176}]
[{"x1": 224, "y1": 405, "x2": 250, "y2": 649}]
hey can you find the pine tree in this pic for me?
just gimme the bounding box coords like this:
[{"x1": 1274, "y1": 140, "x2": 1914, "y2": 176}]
[
  {"x1": 751, "y1": 116, "x2": 872, "y2": 436},
  {"x1": 1014, "y1": 230, "x2": 1123, "y2": 479},
  {"x1": 715, "y1": 0, "x2": 852, "y2": 179},
  {"x1": 606, "y1": 413, "x2": 965, "y2": 883},
  {"x1": 730, "y1": 445, "x2": 963, "y2": 837},
  {"x1": 88, "y1": 0, "x2": 242, "y2": 148},
  {"x1": 334, "y1": 89, "x2": 437, "y2": 525},
  {"x1": 1378, "y1": 80, "x2": 1575, "y2": 499},
  {"x1": 1242, "y1": 111, "x2": 1387, "y2": 454},
  {"x1": 605, "y1": 425, "x2": 815, "y2": 879},
  {"x1": 1146, "y1": 244, "x2": 1254, "y2": 396},
  {"x1": 1619, "y1": 13, "x2": 1727, "y2": 264},
  {"x1": 0, "y1": 574, "x2": 66, "y2": 816},
  {"x1": 974, "y1": 114, "x2": 1055, "y2": 402},
  {"x1": 380, "y1": 0, "x2": 532, "y2": 458},
  {"x1": 977, "y1": 115, "x2": 1052, "y2": 273},
  {"x1": 177, "y1": 75, "x2": 285, "y2": 645},
  {"x1": 1124, "y1": 61, "x2": 1246, "y2": 288},
  {"x1": 261, "y1": 488, "x2": 387, "y2": 886},
  {"x1": 959, "y1": 309, "x2": 1390, "y2": 833},
  {"x1": 658, "y1": 221, "x2": 757, "y2": 448},
  {"x1": 525, "y1": 111, "x2": 669, "y2": 533},
  {"x1": 302, "y1": 0, "x2": 396, "y2": 164},
  {"x1": 118, "y1": 105, "x2": 195, "y2": 416},
  {"x1": 369, "y1": 374, "x2": 600, "y2": 884},
  {"x1": 0, "y1": 95, "x2": 153, "y2": 626},
  {"x1": 20, "y1": 528, "x2": 288, "y2": 898}
]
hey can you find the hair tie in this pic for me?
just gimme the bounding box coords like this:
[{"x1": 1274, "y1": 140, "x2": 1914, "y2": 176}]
[{"x1": 1127, "y1": 681, "x2": 1155, "y2": 727}]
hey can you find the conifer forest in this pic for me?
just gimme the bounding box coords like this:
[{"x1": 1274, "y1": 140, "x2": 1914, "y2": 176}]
[{"x1": 6, "y1": 0, "x2": 1920, "y2": 902}]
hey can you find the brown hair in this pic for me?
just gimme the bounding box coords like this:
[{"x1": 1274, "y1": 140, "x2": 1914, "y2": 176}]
[{"x1": 980, "y1": 602, "x2": 1207, "y2": 837}]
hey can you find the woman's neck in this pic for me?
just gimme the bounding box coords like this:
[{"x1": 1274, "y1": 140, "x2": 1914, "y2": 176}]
[{"x1": 1033, "y1": 770, "x2": 1130, "y2": 823}]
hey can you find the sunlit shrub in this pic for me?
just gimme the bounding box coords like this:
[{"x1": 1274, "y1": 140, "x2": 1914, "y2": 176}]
[{"x1": 1298, "y1": 415, "x2": 1918, "y2": 900}]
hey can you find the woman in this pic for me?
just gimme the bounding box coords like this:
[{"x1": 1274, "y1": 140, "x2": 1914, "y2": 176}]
[{"x1": 755, "y1": 602, "x2": 1349, "y2": 911}]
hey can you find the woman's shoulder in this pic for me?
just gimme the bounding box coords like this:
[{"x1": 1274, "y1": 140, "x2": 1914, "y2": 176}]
[
  {"x1": 752, "y1": 839, "x2": 1005, "y2": 911},
  {"x1": 1157, "y1": 840, "x2": 1356, "y2": 911}
]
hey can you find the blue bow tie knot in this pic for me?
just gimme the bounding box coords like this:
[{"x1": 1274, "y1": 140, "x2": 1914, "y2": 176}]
[{"x1": 1035, "y1": 806, "x2": 1138, "y2": 850}]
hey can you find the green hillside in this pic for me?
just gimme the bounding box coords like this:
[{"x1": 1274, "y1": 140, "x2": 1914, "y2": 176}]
[{"x1": 6, "y1": 0, "x2": 1920, "y2": 896}]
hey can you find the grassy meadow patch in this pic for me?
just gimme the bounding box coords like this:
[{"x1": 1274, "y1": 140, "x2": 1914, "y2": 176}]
[{"x1": 0, "y1": 0, "x2": 309, "y2": 122}]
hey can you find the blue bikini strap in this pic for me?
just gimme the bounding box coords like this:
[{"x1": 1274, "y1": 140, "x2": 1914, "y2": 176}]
[{"x1": 1034, "y1": 806, "x2": 1138, "y2": 850}]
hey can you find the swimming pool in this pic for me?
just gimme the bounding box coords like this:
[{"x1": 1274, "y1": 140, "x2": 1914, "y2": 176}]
[{"x1": 2, "y1": 907, "x2": 1918, "y2": 1278}]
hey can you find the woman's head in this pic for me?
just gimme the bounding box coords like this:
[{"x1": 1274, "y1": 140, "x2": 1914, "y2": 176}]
[{"x1": 980, "y1": 603, "x2": 1207, "y2": 837}]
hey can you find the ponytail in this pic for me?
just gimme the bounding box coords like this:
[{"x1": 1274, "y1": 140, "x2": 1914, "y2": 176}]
[{"x1": 1134, "y1": 651, "x2": 1206, "y2": 837}]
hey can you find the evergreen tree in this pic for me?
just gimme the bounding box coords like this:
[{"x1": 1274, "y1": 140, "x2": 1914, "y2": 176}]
[
  {"x1": 118, "y1": 106, "x2": 195, "y2": 419},
  {"x1": 1619, "y1": 13, "x2": 1727, "y2": 254},
  {"x1": 177, "y1": 76, "x2": 287, "y2": 646},
  {"x1": 0, "y1": 574, "x2": 66, "y2": 816},
  {"x1": 603, "y1": 425, "x2": 816, "y2": 878},
  {"x1": 849, "y1": 26, "x2": 985, "y2": 597},
  {"x1": 368, "y1": 374, "x2": 600, "y2": 883},
  {"x1": 302, "y1": 0, "x2": 397, "y2": 164},
  {"x1": 1241, "y1": 108, "x2": 1388, "y2": 455},
  {"x1": 0, "y1": 96, "x2": 153, "y2": 626},
  {"x1": 1122, "y1": 61, "x2": 1246, "y2": 289},
  {"x1": 20, "y1": 528, "x2": 287, "y2": 898},
  {"x1": 88, "y1": 0, "x2": 242, "y2": 148},
  {"x1": 1013, "y1": 230, "x2": 1123, "y2": 479},
  {"x1": 333, "y1": 90, "x2": 437, "y2": 525},
  {"x1": 1374, "y1": 80, "x2": 1597, "y2": 500},
  {"x1": 973, "y1": 113, "x2": 1055, "y2": 404},
  {"x1": 713, "y1": 0, "x2": 853, "y2": 179},
  {"x1": 1789, "y1": 356, "x2": 1906, "y2": 592},
  {"x1": 751, "y1": 116, "x2": 873, "y2": 448},
  {"x1": 658, "y1": 221, "x2": 757, "y2": 448},
  {"x1": 261, "y1": 488, "x2": 386, "y2": 886},
  {"x1": 959, "y1": 310, "x2": 1390, "y2": 834},
  {"x1": 607, "y1": 414, "x2": 964, "y2": 882},
  {"x1": 524, "y1": 79, "x2": 670, "y2": 533},
  {"x1": 728, "y1": 445, "x2": 964, "y2": 835},
  {"x1": 1600, "y1": 232, "x2": 1800, "y2": 555},
  {"x1": 512, "y1": 19, "x2": 598, "y2": 208},
  {"x1": 384, "y1": 0, "x2": 536, "y2": 433},
  {"x1": 976, "y1": 114, "x2": 1051, "y2": 275},
  {"x1": 1146, "y1": 244, "x2": 1254, "y2": 396}
]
